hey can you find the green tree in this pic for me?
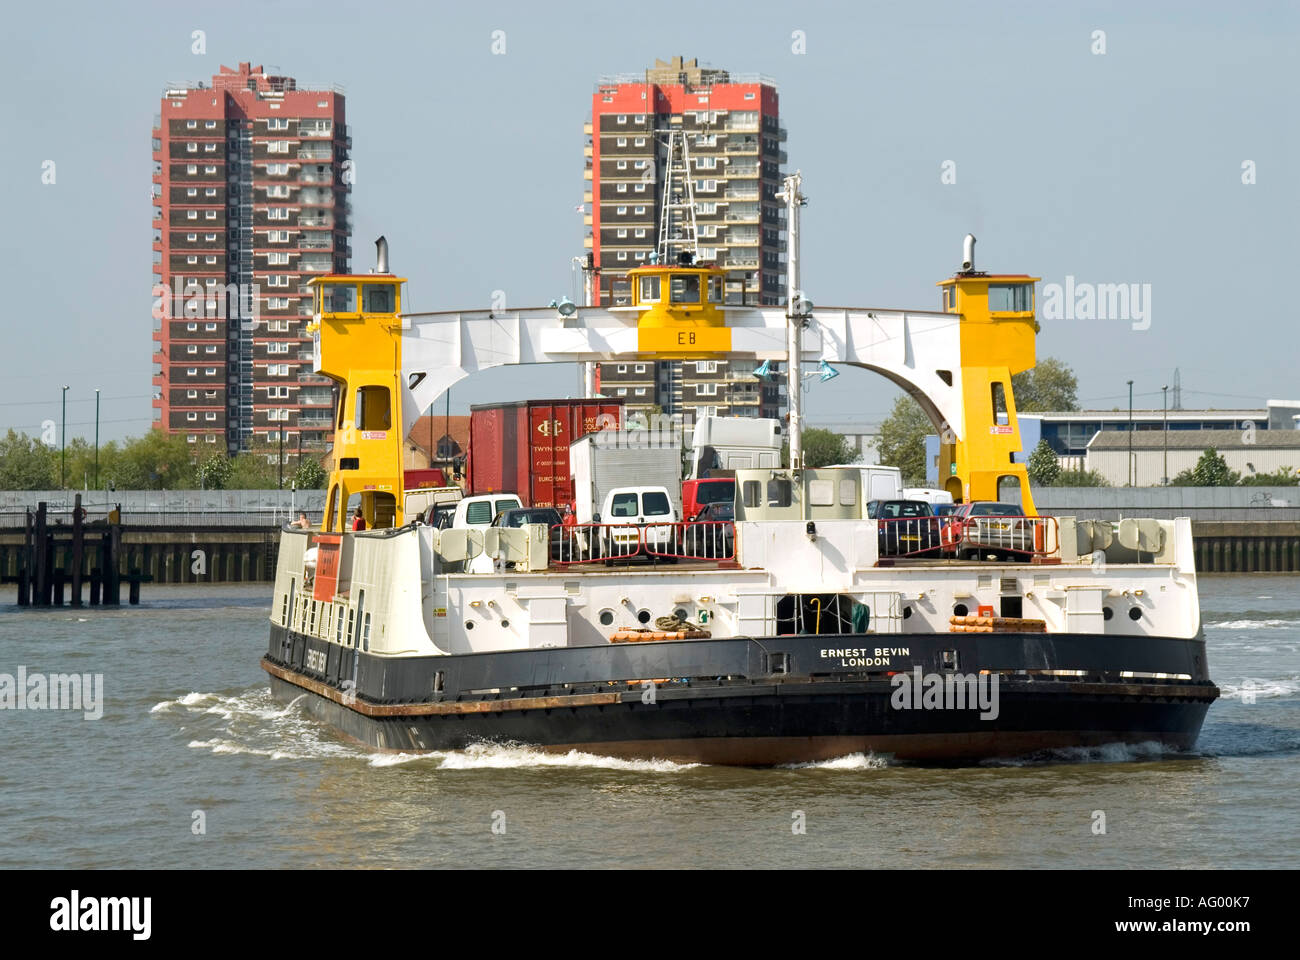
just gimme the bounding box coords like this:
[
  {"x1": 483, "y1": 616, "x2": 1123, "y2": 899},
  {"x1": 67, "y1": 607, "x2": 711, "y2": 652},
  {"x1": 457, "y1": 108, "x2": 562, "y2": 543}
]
[
  {"x1": 1172, "y1": 448, "x2": 1241, "y2": 487},
  {"x1": 197, "y1": 453, "x2": 234, "y2": 490},
  {"x1": 0, "y1": 430, "x2": 57, "y2": 489},
  {"x1": 1239, "y1": 467, "x2": 1299, "y2": 486},
  {"x1": 1055, "y1": 468, "x2": 1110, "y2": 487},
  {"x1": 876, "y1": 396, "x2": 930, "y2": 486},
  {"x1": 228, "y1": 452, "x2": 279, "y2": 489},
  {"x1": 1011, "y1": 357, "x2": 1079, "y2": 412},
  {"x1": 800, "y1": 428, "x2": 858, "y2": 468},
  {"x1": 104, "y1": 430, "x2": 197, "y2": 489},
  {"x1": 1026, "y1": 438, "x2": 1060, "y2": 486},
  {"x1": 293, "y1": 456, "x2": 328, "y2": 489}
]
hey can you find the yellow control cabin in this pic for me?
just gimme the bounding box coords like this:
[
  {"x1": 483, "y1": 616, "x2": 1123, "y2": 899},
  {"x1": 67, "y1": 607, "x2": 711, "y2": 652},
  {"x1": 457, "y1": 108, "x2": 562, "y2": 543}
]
[
  {"x1": 627, "y1": 259, "x2": 732, "y2": 357},
  {"x1": 308, "y1": 272, "x2": 408, "y2": 532},
  {"x1": 936, "y1": 271, "x2": 1041, "y2": 514}
]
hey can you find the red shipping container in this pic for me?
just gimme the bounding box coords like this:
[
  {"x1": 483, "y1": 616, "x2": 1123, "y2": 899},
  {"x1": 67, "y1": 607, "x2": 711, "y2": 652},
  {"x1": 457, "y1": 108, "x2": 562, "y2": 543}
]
[{"x1": 467, "y1": 399, "x2": 623, "y2": 507}]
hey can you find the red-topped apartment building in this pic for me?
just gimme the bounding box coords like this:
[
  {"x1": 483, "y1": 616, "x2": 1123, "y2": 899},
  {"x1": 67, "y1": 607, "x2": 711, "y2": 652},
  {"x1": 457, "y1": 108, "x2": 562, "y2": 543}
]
[
  {"x1": 584, "y1": 57, "x2": 788, "y2": 421},
  {"x1": 151, "y1": 62, "x2": 351, "y2": 455}
]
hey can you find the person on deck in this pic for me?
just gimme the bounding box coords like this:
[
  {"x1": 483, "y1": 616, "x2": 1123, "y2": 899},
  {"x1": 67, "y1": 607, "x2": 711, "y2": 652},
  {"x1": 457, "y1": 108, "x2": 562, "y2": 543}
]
[{"x1": 351, "y1": 506, "x2": 366, "y2": 531}]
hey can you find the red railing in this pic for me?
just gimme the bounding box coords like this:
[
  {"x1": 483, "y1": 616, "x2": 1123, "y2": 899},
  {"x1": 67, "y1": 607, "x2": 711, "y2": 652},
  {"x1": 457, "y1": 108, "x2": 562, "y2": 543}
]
[
  {"x1": 548, "y1": 521, "x2": 735, "y2": 564},
  {"x1": 938, "y1": 515, "x2": 1059, "y2": 560}
]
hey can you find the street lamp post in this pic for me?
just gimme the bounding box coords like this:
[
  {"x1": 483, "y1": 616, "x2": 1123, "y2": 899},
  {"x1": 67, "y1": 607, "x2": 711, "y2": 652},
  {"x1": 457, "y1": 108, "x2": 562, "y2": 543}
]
[
  {"x1": 1127, "y1": 380, "x2": 1134, "y2": 487},
  {"x1": 94, "y1": 388, "x2": 100, "y2": 489},
  {"x1": 1161, "y1": 384, "x2": 1169, "y2": 485},
  {"x1": 61, "y1": 385, "x2": 69, "y2": 490}
]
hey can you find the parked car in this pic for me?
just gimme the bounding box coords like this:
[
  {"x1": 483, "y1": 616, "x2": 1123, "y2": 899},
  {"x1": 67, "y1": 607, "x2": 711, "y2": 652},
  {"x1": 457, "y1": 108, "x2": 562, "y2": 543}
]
[
  {"x1": 939, "y1": 501, "x2": 1031, "y2": 559},
  {"x1": 684, "y1": 501, "x2": 735, "y2": 559},
  {"x1": 867, "y1": 499, "x2": 942, "y2": 557}
]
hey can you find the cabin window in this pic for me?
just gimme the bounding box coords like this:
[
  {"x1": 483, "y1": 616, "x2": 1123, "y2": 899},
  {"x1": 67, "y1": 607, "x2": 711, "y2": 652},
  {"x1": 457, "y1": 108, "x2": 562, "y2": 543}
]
[
  {"x1": 991, "y1": 382, "x2": 1010, "y2": 426},
  {"x1": 707, "y1": 276, "x2": 723, "y2": 303},
  {"x1": 362, "y1": 613, "x2": 371, "y2": 652},
  {"x1": 742, "y1": 481, "x2": 762, "y2": 508},
  {"x1": 610, "y1": 493, "x2": 639, "y2": 518},
  {"x1": 809, "y1": 480, "x2": 834, "y2": 506},
  {"x1": 670, "y1": 274, "x2": 700, "y2": 304},
  {"x1": 354, "y1": 385, "x2": 391, "y2": 431},
  {"x1": 320, "y1": 283, "x2": 356, "y2": 313},
  {"x1": 362, "y1": 284, "x2": 395, "y2": 313},
  {"x1": 767, "y1": 478, "x2": 793, "y2": 507},
  {"x1": 988, "y1": 283, "x2": 1032, "y2": 312},
  {"x1": 335, "y1": 605, "x2": 345, "y2": 643},
  {"x1": 639, "y1": 276, "x2": 660, "y2": 302}
]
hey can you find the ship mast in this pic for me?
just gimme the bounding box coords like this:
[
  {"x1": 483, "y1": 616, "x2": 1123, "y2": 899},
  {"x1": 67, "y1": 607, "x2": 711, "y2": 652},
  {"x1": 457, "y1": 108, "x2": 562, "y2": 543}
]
[{"x1": 778, "y1": 171, "x2": 807, "y2": 470}]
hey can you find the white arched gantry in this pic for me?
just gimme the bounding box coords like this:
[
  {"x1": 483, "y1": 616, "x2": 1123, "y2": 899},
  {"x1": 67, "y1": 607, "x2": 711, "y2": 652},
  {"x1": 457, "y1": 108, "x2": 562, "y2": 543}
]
[{"x1": 399, "y1": 305, "x2": 964, "y2": 441}]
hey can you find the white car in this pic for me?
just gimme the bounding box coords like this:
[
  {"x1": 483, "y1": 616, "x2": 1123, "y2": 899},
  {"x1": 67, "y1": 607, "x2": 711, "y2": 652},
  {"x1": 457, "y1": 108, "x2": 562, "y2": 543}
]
[
  {"x1": 596, "y1": 486, "x2": 677, "y2": 559},
  {"x1": 453, "y1": 494, "x2": 522, "y2": 530}
]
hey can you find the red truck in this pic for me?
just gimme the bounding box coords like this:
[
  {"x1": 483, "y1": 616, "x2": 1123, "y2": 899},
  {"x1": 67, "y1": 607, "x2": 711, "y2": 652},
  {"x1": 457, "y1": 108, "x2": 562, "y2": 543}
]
[
  {"x1": 466, "y1": 399, "x2": 624, "y2": 507},
  {"x1": 682, "y1": 476, "x2": 735, "y2": 520}
]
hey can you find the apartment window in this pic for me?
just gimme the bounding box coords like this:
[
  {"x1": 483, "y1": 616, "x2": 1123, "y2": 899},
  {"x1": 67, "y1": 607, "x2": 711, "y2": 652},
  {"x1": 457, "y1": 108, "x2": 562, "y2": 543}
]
[
  {"x1": 267, "y1": 163, "x2": 289, "y2": 175},
  {"x1": 205, "y1": 255, "x2": 217, "y2": 264},
  {"x1": 187, "y1": 210, "x2": 198, "y2": 220},
  {"x1": 204, "y1": 322, "x2": 217, "y2": 331},
  {"x1": 205, "y1": 435, "x2": 217, "y2": 443},
  {"x1": 268, "y1": 341, "x2": 290, "y2": 353},
  {"x1": 617, "y1": 252, "x2": 627, "y2": 261},
  {"x1": 696, "y1": 383, "x2": 717, "y2": 396},
  {"x1": 268, "y1": 117, "x2": 289, "y2": 130},
  {"x1": 696, "y1": 156, "x2": 717, "y2": 169},
  {"x1": 186, "y1": 322, "x2": 197, "y2": 331},
  {"x1": 268, "y1": 208, "x2": 290, "y2": 220},
  {"x1": 269, "y1": 297, "x2": 290, "y2": 309},
  {"x1": 633, "y1": 184, "x2": 646, "y2": 193},
  {"x1": 616, "y1": 184, "x2": 627, "y2": 193},
  {"x1": 616, "y1": 229, "x2": 627, "y2": 238},
  {"x1": 616, "y1": 115, "x2": 627, "y2": 123},
  {"x1": 205, "y1": 119, "x2": 217, "y2": 128},
  {"x1": 268, "y1": 141, "x2": 290, "y2": 154},
  {"x1": 633, "y1": 160, "x2": 647, "y2": 169},
  {"x1": 204, "y1": 233, "x2": 216, "y2": 240},
  {"x1": 204, "y1": 143, "x2": 217, "y2": 153},
  {"x1": 186, "y1": 164, "x2": 197, "y2": 174},
  {"x1": 205, "y1": 412, "x2": 217, "y2": 421},
  {"x1": 187, "y1": 367, "x2": 198, "y2": 376},
  {"x1": 205, "y1": 367, "x2": 217, "y2": 375},
  {"x1": 696, "y1": 361, "x2": 718, "y2": 373},
  {"x1": 634, "y1": 137, "x2": 646, "y2": 147},
  {"x1": 267, "y1": 184, "x2": 290, "y2": 198},
  {"x1": 616, "y1": 206, "x2": 627, "y2": 215},
  {"x1": 187, "y1": 345, "x2": 198, "y2": 354},
  {"x1": 186, "y1": 412, "x2": 197, "y2": 421},
  {"x1": 744, "y1": 92, "x2": 756, "y2": 100},
  {"x1": 204, "y1": 210, "x2": 217, "y2": 219},
  {"x1": 617, "y1": 388, "x2": 627, "y2": 396},
  {"x1": 268, "y1": 230, "x2": 290, "y2": 243},
  {"x1": 634, "y1": 228, "x2": 647, "y2": 238},
  {"x1": 205, "y1": 344, "x2": 217, "y2": 354},
  {"x1": 635, "y1": 114, "x2": 645, "y2": 123},
  {"x1": 186, "y1": 255, "x2": 198, "y2": 264},
  {"x1": 268, "y1": 252, "x2": 290, "y2": 265},
  {"x1": 186, "y1": 120, "x2": 197, "y2": 129},
  {"x1": 617, "y1": 365, "x2": 627, "y2": 373},
  {"x1": 634, "y1": 388, "x2": 647, "y2": 396},
  {"x1": 186, "y1": 142, "x2": 198, "y2": 153},
  {"x1": 186, "y1": 187, "x2": 197, "y2": 197},
  {"x1": 186, "y1": 389, "x2": 198, "y2": 399},
  {"x1": 616, "y1": 137, "x2": 627, "y2": 147},
  {"x1": 187, "y1": 435, "x2": 197, "y2": 444},
  {"x1": 634, "y1": 252, "x2": 646, "y2": 261},
  {"x1": 634, "y1": 364, "x2": 646, "y2": 373},
  {"x1": 633, "y1": 205, "x2": 646, "y2": 214},
  {"x1": 205, "y1": 188, "x2": 217, "y2": 197},
  {"x1": 695, "y1": 179, "x2": 717, "y2": 191},
  {"x1": 268, "y1": 275, "x2": 290, "y2": 287},
  {"x1": 187, "y1": 233, "x2": 197, "y2": 241},
  {"x1": 204, "y1": 166, "x2": 216, "y2": 174},
  {"x1": 616, "y1": 160, "x2": 627, "y2": 170}
]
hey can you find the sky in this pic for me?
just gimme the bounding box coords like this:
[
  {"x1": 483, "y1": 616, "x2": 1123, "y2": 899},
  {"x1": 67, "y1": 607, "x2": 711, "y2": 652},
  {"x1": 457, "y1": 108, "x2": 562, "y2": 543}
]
[{"x1": 1, "y1": 0, "x2": 1296, "y2": 445}]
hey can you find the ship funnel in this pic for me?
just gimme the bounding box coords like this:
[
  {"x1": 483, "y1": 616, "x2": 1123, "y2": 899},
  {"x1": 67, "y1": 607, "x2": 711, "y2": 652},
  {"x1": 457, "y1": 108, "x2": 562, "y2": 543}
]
[
  {"x1": 375, "y1": 235, "x2": 389, "y2": 274},
  {"x1": 961, "y1": 234, "x2": 976, "y2": 273}
]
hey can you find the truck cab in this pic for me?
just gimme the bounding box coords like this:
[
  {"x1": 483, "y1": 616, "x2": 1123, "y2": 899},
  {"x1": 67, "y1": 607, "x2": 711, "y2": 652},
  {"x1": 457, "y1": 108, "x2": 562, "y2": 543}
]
[{"x1": 683, "y1": 476, "x2": 735, "y2": 519}]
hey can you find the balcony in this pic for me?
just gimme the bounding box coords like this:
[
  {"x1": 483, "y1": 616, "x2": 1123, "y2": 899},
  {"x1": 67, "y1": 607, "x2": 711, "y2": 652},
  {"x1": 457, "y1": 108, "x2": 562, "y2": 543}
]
[
  {"x1": 299, "y1": 215, "x2": 333, "y2": 228},
  {"x1": 297, "y1": 147, "x2": 333, "y2": 161}
]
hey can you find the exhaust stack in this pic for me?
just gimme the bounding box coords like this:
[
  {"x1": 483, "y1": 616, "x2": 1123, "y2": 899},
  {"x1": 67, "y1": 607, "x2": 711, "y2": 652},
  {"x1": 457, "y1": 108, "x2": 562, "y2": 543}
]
[
  {"x1": 961, "y1": 234, "x2": 976, "y2": 273},
  {"x1": 375, "y1": 235, "x2": 389, "y2": 274}
]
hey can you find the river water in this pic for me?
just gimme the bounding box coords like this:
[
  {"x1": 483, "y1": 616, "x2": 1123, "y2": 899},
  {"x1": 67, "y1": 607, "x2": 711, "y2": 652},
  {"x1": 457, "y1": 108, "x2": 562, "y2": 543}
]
[{"x1": 1, "y1": 577, "x2": 1296, "y2": 869}]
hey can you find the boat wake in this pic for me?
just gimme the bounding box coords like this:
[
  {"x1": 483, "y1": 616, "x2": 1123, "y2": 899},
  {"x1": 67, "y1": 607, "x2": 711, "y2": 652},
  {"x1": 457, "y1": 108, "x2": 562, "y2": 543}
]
[
  {"x1": 151, "y1": 688, "x2": 700, "y2": 771},
  {"x1": 780, "y1": 753, "x2": 891, "y2": 770},
  {"x1": 979, "y1": 740, "x2": 1178, "y2": 767}
]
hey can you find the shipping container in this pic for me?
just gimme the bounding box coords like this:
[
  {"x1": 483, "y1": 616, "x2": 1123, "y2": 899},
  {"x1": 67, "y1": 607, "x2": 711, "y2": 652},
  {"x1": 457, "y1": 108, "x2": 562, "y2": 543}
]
[{"x1": 467, "y1": 399, "x2": 624, "y2": 507}]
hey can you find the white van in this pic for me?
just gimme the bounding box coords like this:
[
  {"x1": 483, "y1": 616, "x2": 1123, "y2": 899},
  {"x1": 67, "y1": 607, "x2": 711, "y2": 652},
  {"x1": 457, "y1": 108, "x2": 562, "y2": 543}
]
[
  {"x1": 903, "y1": 487, "x2": 954, "y2": 506},
  {"x1": 824, "y1": 464, "x2": 903, "y2": 505},
  {"x1": 596, "y1": 485, "x2": 678, "y2": 557},
  {"x1": 453, "y1": 494, "x2": 522, "y2": 530}
]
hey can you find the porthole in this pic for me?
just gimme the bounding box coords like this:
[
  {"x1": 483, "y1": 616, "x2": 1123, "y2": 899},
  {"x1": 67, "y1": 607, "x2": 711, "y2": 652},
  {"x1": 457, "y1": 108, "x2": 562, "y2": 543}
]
[
  {"x1": 1128, "y1": 607, "x2": 1142, "y2": 621},
  {"x1": 953, "y1": 603, "x2": 969, "y2": 617},
  {"x1": 1103, "y1": 607, "x2": 1114, "y2": 621},
  {"x1": 465, "y1": 621, "x2": 474, "y2": 630},
  {"x1": 598, "y1": 610, "x2": 615, "y2": 626},
  {"x1": 500, "y1": 619, "x2": 510, "y2": 628},
  {"x1": 673, "y1": 608, "x2": 689, "y2": 621},
  {"x1": 637, "y1": 610, "x2": 651, "y2": 624}
]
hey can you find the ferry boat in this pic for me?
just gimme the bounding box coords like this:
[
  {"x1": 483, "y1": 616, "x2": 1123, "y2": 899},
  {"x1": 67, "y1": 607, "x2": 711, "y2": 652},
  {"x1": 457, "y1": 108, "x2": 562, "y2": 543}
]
[{"x1": 262, "y1": 176, "x2": 1218, "y2": 764}]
